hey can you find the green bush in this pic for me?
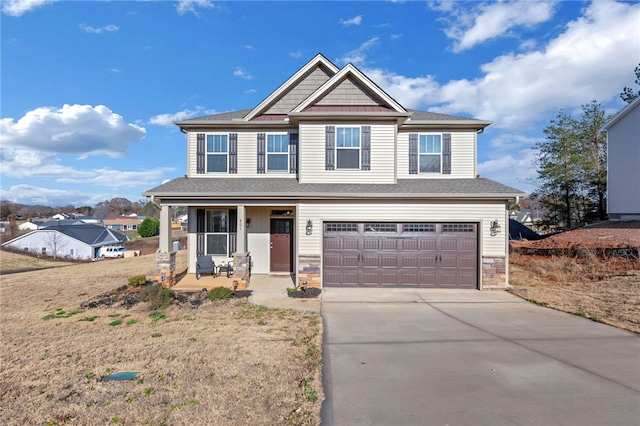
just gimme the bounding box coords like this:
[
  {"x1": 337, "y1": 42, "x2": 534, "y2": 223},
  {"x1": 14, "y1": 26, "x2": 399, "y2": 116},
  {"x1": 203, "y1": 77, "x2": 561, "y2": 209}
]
[
  {"x1": 140, "y1": 285, "x2": 173, "y2": 310},
  {"x1": 208, "y1": 286, "x2": 234, "y2": 300},
  {"x1": 128, "y1": 275, "x2": 147, "y2": 287},
  {"x1": 138, "y1": 217, "x2": 160, "y2": 237}
]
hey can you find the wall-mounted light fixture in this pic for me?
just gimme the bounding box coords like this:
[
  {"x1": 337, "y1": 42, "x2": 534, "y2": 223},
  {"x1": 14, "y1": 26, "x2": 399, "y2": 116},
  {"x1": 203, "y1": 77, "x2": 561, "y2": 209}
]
[
  {"x1": 305, "y1": 219, "x2": 313, "y2": 235},
  {"x1": 490, "y1": 219, "x2": 501, "y2": 236}
]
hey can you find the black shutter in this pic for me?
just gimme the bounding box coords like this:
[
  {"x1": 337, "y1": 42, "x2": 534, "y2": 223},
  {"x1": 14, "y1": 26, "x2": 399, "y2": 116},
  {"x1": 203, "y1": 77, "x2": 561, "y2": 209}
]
[
  {"x1": 257, "y1": 133, "x2": 266, "y2": 174},
  {"x1": 442, "y1": 133, "x2": 451, "y2": 174},
  {"x1": 409, "y1": 133, "x2": 418, "y2": 174},
  {"x1": 289, "y1": 133, "x2": 298, "y2": 174},
  {"x1": 229, "y1": 133, "x2": 238, "y2": 174},
  {"x1": 361, "y1": 126, "x2": 371, "y2": 170},
  {"x1": 196, "y1": 209, "x2": 205, "y2": 256},
  {"x1": 196, "y1": 133, "x2": 205, "y2": 174},
  {"x1": 325, "y1": 126, "x2": 335, "y2": 170}
]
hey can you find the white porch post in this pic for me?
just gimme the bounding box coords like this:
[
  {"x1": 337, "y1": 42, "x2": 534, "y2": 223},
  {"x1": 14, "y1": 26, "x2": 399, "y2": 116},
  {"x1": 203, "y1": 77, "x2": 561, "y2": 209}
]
[
  {"x1": 236, "y1": 205, "x2": 246, "y2": 253},
  {"x1": 159, "y1": 204, "x2": 172, "y2": 253}
]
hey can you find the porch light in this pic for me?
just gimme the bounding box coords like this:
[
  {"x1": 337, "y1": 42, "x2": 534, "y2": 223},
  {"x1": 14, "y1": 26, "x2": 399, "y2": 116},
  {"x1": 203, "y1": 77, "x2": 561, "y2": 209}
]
[
  {"x1": 305, "y1": 219, "x2": 313, "y2": 235},
  {"x1": 490, "y1": 219, "x2": 501, "y2": 236}
]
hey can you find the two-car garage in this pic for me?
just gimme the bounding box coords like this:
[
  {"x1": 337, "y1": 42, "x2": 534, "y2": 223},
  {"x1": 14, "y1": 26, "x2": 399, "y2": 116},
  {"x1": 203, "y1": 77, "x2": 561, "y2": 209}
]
[{"x1": 323, "y1": 222, "x2": 478, "y2": 288}]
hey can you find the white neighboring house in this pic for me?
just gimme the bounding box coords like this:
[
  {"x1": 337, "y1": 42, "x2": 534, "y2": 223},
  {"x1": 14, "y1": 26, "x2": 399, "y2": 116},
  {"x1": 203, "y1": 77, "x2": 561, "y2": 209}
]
[
  {"x1": 600, "y1": 96, "x2": 640, "y2": 221},
  {"x1": 2, "y1": 224, "x2": 128, "y2": 260},
  {"x1": 144, "y1": 53, "x2": 525, "y2": 290}
]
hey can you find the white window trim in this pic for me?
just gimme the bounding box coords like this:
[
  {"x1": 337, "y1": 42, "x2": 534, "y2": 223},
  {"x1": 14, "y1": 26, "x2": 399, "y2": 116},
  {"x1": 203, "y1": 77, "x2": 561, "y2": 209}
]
[
  {"x1": 266, "y1": 133, "x2": 290, "y2": 173},
  {"x1": 205, "y1": 209, "x2": 230, "y2": 256},
  {"x1": 336, "y1": 126, "x2": 361, "y2": 170},
  {"x1": 206, "y1": 133, "x2": 229, "y2": 173},
  {"x1": 419, "y1": 133, "x2": 442, "y2": 174}
]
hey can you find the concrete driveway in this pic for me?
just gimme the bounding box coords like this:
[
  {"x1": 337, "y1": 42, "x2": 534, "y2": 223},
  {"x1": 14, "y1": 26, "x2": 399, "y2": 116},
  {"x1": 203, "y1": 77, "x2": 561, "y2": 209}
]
[{"x1": 320, "y1": 289, "x2": 640, "y2": 426}]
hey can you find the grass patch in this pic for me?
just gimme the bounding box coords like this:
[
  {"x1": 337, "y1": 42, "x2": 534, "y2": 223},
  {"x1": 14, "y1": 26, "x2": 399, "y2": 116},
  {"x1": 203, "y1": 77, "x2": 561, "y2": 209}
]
[
  {"x1": 128, "y1": 275, "x2": 147, "y2": 287},
  {"x1": 42, "y1": 308, "x2": 83, "y2": 320},
  {"x1": 208, "y1": 286, "x2": 234, "y2": 300},
  {"x1": 148, "y1": 311, "x2": 167, "y2": 323}
]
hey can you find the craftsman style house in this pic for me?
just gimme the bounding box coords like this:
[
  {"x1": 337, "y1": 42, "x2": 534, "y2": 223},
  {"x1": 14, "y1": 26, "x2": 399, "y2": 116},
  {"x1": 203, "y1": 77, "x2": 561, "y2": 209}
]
[{"x1": 144, "y1": 54, "x2": 525, "y2": 289}]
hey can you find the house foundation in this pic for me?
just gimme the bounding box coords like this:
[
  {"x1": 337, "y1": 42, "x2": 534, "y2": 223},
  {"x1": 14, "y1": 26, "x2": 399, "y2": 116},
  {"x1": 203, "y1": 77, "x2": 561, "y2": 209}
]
[
  {"x1": 232, "y1": 252, "x2": 251, "y2": 290},
  {"x1": 298, "y1": 255, "x2": 321, "y2": 289},
  {"x1": 156, "y1": 251, "x2": 176, "y2": 287},
  {"x1": 481, "y1": 256, "x2": 507, "y2": 290}
]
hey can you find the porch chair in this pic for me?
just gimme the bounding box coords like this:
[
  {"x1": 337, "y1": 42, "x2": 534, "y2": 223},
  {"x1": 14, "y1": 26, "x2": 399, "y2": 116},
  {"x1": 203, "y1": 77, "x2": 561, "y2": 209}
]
[{"x1": 196, "y1": 255, "x2": 216, "y2": 280}]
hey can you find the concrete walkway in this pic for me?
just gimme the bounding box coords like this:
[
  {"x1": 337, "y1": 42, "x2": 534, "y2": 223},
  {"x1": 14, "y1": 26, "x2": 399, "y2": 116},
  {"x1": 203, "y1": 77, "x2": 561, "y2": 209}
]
[{"x1": 320, "y1": 288, "x2": 640, "y2": 426}]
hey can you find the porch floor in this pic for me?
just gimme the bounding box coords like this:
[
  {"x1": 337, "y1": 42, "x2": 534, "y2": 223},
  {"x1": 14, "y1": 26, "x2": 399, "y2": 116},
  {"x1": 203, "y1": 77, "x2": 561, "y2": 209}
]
[{"x1": 172, "y1": 272, "x2": 321, "y2": 312}]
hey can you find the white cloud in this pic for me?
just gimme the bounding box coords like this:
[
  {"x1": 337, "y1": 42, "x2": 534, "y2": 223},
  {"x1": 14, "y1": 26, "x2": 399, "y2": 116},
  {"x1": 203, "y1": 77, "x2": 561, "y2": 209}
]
[
  {"x1": 79, "y1": 23, "x2": 119, "y2": 34},
  {"x1": 362, "y1": 67, "x2": 440, "y2": 109},
  {"x1": 0, "y1": 184, "x2": 143, "y2": 206},
  {"x1": 1, "y1": 0, "x2": 56, "y2": 17},
  {"x1": 0, "y1": 104, "x2": 146, "y2": 159},
  {"x1": 233, "y1": 67, "x2": 253, "y2": 80},
  {"x1": 340, "y1": 15, "x2": 363, "y2": 26},
  {"x1": 57, "y1": 167, "x2": 175, "y2": 189},
  {"x1": 440, "y1": 1, "x2": 556, "y2": 52},
  {"x1": 435, "y1": 0, "x2": 640, "y2": 129},
  {"x1": 148, "y1": 109, "x2": 201, "y2": 127},
  {"x1": 338, "y1": 37, "x2": 379, "y2": 66},
  {"x1": 176, "y1": 0, "x2": 214, "y2": 16},
  {"x1": 477, "y1": 148, "x2": 537, "y2": 194},
  {"x1": 290, "y1": 50, "x2": 304, "y2": 59}
]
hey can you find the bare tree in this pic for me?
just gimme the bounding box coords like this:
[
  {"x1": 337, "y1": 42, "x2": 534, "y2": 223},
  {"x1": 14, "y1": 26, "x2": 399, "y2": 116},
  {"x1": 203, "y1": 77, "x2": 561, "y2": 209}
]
[{"x1": 43, "y1": 230, "x2": 68, "y2": 260}]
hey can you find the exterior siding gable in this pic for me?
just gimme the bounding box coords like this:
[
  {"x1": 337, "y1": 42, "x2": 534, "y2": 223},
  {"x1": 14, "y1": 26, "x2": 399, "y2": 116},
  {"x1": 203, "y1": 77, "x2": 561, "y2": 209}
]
[
  {"x1": 315, "y1": 76, "x2": 383, "y2": 106},
  {"x1": 263, "y1": 65, "x2": 334, "y2": 115}
]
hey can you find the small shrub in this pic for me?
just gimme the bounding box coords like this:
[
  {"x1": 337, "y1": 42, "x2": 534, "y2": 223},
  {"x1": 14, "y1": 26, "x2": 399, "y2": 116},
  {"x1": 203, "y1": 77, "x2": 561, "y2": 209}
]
[
  {"x1": 140, "y1": 285, "x2": 173, "y2": 310},
  {"x1": 109, "y1": 319, "x2": 123, "y2": 326},
  {"x1": 148, "y1": 311, "x2": 167, "y2": 323},
  {"x1": 208, "y1": 286, "x2": 234, "y2": 300},
  {"x1": 128, "y1": 275, "x2": 147, "y2": 287}
]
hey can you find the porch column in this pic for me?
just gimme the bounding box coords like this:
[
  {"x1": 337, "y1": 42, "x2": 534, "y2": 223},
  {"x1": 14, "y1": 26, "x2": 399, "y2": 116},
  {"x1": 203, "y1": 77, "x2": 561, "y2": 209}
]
[
  {"x1": 159, "y1": 204, "x2": 172, "y2": 253},
  {"x1": 236, "y1": 205, "x2": 246, "y2": 253}
]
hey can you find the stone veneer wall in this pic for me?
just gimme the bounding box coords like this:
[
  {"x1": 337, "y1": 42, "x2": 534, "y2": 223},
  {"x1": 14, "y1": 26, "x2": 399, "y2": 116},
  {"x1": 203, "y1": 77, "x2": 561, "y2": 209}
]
[
  {"x1": 482, "y1": 256, "x2": 507, "y2": 290},
  {"x1": 156, "y1": 251, "x2": 176, "y2": 287},
  {"x1": 298, "y1": 255, "x2": 321, "y2": 288},
  {"x1": 232, "y1": 252, "x2": 251, "y2": 290}
]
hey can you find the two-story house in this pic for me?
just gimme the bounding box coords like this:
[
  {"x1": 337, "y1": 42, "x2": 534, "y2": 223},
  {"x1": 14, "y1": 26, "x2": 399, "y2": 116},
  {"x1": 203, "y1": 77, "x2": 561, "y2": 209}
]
[{"x1": 143, "y1": 54, "x2": 525, "y2": 290}]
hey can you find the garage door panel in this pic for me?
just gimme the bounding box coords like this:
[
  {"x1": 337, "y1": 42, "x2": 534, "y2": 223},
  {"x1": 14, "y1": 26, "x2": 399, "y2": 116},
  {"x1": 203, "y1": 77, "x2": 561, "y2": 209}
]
[{"x1": 324, "y1": 222, "x2": 477, "y2": 288}]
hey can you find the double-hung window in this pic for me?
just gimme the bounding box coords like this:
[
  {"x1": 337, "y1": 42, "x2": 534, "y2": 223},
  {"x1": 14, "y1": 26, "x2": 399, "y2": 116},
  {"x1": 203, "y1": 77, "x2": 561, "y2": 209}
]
[
  {"x1": 205, "y1": 210, "x2": 228, "y2": 256},
  {"x1": 336, "y1": 127, "x2": 360, "y2": 169},
  {"x1": 206, "y1": 134, "x2": 228, "y2": 173},
  {"x1": 419, "y1": 134, "x2": 441, "y2": 173},
  {"x1": 267, "y1": 134, "x2": 289, "y2": 172}
]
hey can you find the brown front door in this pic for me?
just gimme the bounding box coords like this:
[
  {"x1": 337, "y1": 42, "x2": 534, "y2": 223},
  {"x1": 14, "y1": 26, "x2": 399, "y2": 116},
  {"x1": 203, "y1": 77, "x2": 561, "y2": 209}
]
[{"x1": 270, "y1": 219, "x2": 292, "y2": 272}]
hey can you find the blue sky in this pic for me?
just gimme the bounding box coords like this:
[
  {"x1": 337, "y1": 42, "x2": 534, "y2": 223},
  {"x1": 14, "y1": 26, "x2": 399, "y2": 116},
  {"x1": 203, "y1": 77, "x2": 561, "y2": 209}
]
[{"x1": 1, "y1": 0, "x2": 639, "y2": 207}]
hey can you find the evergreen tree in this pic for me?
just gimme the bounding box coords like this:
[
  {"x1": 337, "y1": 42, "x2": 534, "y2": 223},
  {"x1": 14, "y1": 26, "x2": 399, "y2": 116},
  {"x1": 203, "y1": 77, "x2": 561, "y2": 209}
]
[{"x1": 620, "y1": 63, "x2": 640, "y2": 104}]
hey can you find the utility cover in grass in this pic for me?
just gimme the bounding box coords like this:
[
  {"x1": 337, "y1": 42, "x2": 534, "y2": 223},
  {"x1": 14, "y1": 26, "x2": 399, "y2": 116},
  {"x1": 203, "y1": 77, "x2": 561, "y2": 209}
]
[{"x1": 102, "y1": 372, "x2": 139, "y2": 381}]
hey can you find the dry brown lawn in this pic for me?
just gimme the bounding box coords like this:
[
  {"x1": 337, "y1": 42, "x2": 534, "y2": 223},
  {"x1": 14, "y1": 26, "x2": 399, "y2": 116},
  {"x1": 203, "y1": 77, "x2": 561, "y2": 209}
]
[
  {"x1": 509, "y1": 253, "x2": 640, "y2": 334},
  {"x1": 0, "y1": 251, "x2": 323, "y2": 425}
]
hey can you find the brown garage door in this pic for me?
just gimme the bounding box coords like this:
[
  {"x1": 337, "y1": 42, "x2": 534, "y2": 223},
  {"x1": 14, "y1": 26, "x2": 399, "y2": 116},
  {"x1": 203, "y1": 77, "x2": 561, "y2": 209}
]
[{"x1": 323, "y1": 222, "x2": 477, "y2": 288}]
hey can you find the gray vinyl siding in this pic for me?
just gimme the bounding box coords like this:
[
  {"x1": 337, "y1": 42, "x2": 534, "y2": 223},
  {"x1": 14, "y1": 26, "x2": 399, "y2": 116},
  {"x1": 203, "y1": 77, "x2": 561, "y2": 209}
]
[
  {"x1": 297, "y1": 200, "x2": 507, "y2": 257},
  {"x1": 397, "y1": 131, "x2": 477, "y2": 179},
  {"x1": 264, "y1": 66, "x2": 333, "y2": 114},
  {"x1": 316, "y1": 76, "x2": 382, "y2": 106},
  {"x1": 299, "y1": 122, "x2": 396, "y2": 184},
  {"x1": 607, "y1": 104, "x2": 640, "y2": 216}
]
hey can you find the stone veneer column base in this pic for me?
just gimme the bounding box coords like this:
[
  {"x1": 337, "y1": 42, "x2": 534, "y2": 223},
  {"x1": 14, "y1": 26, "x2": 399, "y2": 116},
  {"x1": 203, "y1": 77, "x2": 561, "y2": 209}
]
[
  {"x1": 298, "y1": 255, "x2": 321, "y2": 289},
  {"x1": 232, "y1": 252, "x2": 251, "y2": 290},
  {"x1": 156, "y1": 251, "x2": 176, "y2": 287},
  {"x1": 482, "y1": 256, "x2": 507, "y2": 290}
]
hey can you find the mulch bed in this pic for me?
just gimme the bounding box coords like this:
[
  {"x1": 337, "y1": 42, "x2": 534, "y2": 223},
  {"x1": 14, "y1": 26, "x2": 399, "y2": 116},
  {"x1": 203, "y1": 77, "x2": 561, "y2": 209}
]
[
  {"x1": 80, "y1": 284, "x2": 252, "y2": 310},
  {"x1": 287, "y1": 288, "x2": 321, "y2": 298}
]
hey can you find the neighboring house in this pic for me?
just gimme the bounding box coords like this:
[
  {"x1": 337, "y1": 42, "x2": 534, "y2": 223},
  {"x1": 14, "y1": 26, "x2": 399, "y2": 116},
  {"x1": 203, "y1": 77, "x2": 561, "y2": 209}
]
[
  {"x1": 103, "y1": 216, "x2": 142, "y2": 233},
  {"x1": 600, "y1": 97, "x2": 640, "y2": 221},
  {"x1": 2, "y1": 224, "x2": 128, "y2": 260},
  {"x1": 18, "y1": 219, "x2": 85, "y2": 231},
  {"x1": 143, "y1": 54, "x2": 525, "y2": 290}
]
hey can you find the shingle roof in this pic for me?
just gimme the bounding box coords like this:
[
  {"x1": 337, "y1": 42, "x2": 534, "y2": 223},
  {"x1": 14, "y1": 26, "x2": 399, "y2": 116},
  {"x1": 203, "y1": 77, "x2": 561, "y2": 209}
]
[
  {"x1": 143, "y1": 177, "x2": 525, "y2": 200},
  {"x1": 46, "y1": 224, "x2": 127, "y2": 245}
]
